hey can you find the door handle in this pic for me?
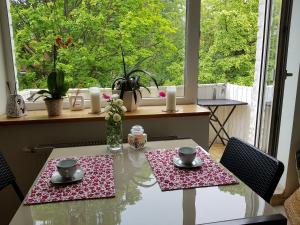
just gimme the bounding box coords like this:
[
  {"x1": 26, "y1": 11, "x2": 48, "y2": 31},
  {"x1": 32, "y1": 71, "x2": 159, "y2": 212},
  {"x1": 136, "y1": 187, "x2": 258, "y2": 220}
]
[{"x1": 285, "y1": 69, "x2": 293, "y2": 77}]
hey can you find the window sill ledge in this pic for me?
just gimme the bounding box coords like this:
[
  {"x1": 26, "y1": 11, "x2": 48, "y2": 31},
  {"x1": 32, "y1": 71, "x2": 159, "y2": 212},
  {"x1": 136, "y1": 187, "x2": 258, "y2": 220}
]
[{"x1": 0, "y1": 105, "x2": 210, "y2": 125}]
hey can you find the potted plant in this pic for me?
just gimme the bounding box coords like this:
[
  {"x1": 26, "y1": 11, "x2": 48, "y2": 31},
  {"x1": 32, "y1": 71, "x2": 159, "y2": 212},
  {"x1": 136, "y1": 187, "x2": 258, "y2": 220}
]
[
  {"x1": 112, "y1": 49, "x2": 158, "y2": 112},
  {"x1": 31, "y1": 37, "x2": 71, "y2": 116}
]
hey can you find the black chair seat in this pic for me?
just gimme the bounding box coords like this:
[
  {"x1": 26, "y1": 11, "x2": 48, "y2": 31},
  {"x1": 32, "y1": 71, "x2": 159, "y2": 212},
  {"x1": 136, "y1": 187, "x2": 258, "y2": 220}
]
[
  {"x1": 220, "y1": 137, "x2": 284, "y2": 203},
  {"x1": 0, "y1": 152, "x2": 24, "y2": 201}
]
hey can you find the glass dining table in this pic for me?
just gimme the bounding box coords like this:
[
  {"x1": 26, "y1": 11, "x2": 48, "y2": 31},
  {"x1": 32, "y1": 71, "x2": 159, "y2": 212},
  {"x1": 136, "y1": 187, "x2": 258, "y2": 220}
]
[{"x1": 10, "y1": 139, "x2": 280, "y2": 225}]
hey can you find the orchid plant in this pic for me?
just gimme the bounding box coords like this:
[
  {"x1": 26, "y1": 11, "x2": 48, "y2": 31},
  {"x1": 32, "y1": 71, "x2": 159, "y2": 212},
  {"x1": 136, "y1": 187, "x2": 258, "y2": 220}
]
[{"x1": 29, "y1": 36, "x2": 72, "y2": 101}]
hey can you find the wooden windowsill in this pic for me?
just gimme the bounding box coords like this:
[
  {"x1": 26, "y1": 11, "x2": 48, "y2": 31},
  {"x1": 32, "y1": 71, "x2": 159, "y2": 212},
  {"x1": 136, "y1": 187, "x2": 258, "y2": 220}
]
[{"x1": 0, "y1": 104, "x2": 210, "y2": 125}]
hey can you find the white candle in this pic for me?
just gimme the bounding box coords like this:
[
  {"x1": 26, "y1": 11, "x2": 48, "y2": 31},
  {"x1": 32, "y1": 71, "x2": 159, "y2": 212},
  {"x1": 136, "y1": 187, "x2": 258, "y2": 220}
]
[
  {"x1": 166, "y1": 86, "x2": 176, "y2": 111},
  {"x1": 89, "y1": 87, "x2": 101, "y2": 114}
]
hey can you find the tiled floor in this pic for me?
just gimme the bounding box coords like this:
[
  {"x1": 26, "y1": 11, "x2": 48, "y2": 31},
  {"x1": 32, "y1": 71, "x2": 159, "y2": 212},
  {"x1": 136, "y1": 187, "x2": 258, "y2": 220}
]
[{"x1": 209, "y1": 143, "x2": 225, "y2": 162}]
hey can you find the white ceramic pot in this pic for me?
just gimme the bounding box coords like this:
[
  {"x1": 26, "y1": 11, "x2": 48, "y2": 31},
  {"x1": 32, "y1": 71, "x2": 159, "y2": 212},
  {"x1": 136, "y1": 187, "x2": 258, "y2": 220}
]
[
  {"x1": 6, "y1": 94, "x2": 27, "y2": 118},
  {"x1": 122, "y1": 91, "x2": 141, "y2": 112},
  {"x1": 44, "y1": 98, "x2": 63, "y2": 116}
]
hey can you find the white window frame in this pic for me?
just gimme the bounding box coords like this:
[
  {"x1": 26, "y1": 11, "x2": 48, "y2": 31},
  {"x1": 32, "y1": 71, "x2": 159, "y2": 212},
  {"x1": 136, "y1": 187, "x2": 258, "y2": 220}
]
[{"x1": 1, "y1": 0, "x2": 200, "y2": 110}]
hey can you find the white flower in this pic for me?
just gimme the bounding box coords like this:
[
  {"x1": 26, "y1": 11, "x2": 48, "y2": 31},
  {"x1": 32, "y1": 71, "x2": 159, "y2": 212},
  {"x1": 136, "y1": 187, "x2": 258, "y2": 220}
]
[
  {"x1": 116, "y1": 99, "x2": 123, "y2": 106},
  {"x1": 121, "y1": 106, "x2": 127, "y2": 112},
  {"x1": 113, "y1": 113, "x2": 121, "y2": 122},
  {"x1": 105, "y1": 115, "x2": 110, "y2": 120},
  {"x1": 104, "y1": 106, "x2": 111, "y2": 112},
  {"x1": 108, "y1": 111, "x2": 113, "y2": 116},
  {"x1": 112, "y1": 94, "x2": 119, "y2": 99}
]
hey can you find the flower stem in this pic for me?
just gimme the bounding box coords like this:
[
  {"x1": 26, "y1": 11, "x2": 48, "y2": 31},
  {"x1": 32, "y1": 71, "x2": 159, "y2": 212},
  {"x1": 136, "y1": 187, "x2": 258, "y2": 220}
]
[{"x1": 53, "y1": 44, "x2": 57, "y2": 72}]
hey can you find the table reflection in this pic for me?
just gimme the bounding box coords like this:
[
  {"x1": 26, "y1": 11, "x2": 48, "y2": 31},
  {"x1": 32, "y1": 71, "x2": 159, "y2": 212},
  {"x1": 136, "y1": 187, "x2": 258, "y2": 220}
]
[
  {"x1": 20, "y1": 146, "x2": 277, "y2": 225},
  {"x1": 183, "y1": 189, "x2": 196, "y2": 225},
  {"x1": 29, "y1": 150, "x2": 154, "y2": 225}
]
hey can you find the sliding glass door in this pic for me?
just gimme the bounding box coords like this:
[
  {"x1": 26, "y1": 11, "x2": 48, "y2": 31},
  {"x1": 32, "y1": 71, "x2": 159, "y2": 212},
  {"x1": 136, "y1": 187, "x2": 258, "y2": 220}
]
[{"x1": 255, "y1": 0, "x2": 293, "y2": 155}]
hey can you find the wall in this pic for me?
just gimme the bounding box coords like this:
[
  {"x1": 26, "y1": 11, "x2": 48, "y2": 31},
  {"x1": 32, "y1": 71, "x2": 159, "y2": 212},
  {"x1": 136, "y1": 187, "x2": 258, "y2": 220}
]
[
  {"x1": 0, "y1": 116, "x2": 209, "y2": 224},
  {"x1": 276, "y1": 0, "x2": 300, "y2": 196},
  {"x1": 0, "y1": 23, "x2": 7, "y2": 114}
]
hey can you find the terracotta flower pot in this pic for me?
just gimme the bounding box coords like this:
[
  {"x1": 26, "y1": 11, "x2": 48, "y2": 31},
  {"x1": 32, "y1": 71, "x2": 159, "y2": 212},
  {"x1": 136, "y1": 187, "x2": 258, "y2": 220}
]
[
  {"x1": 44, "y1": 98, "x2": 64, "y2": 116},
  {"x1": 122, "y1": 91, "x2": 141, "y2": 112}
]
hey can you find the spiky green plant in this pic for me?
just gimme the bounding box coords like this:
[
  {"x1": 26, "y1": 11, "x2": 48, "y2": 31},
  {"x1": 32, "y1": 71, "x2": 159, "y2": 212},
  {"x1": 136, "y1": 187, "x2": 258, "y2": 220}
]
[{"x1": 112, "y1": 49, "x2": 158, "y2": 103}]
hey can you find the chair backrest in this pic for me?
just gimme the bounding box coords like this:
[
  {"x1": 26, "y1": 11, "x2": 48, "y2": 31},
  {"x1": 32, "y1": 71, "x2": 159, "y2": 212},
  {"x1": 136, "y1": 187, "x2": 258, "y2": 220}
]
[
  {"x1": 0, "y1": 152, "x2": 24, "y2": 201},
  {"x1": 201, "y1": 214, "x2": 287, "y2": 225},
  {"x1": 0, "y1": 152, "x2": 16, "y2": 191},
  {"x1": 220, "y1": 137, "x2": 284, "y2": 203}
]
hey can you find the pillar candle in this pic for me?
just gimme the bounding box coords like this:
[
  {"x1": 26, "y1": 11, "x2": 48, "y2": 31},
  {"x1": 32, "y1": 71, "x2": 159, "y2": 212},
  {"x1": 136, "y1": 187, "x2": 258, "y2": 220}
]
[
  {"x1": 166, "y1": 86, "x2": 176, "y2": 111},
  {"x1": 89, "y1": 87, "x2": 101, "y2": 114}
]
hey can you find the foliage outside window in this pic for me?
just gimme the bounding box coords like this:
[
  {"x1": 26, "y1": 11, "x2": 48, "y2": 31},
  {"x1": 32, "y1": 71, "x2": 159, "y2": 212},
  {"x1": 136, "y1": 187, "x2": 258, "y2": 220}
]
[
  {"x1": 199, "y1": 0, "x2": 259, "y2": 86},
  {"x1": 265, "y1": 0, "x2": 282, "y2": 85},
  {"x1": 10, "y1": 0, "x2": 186, "y2": 91},
  {"x1": 10, "y1": 0, "x2": 260, "y2": 93}
]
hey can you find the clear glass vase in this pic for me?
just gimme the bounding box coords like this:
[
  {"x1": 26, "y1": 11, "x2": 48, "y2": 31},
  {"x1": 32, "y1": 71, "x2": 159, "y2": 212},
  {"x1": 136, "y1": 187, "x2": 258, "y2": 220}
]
[{"x1": 106, "y1": 120, "x2": 123, "y2": 152}]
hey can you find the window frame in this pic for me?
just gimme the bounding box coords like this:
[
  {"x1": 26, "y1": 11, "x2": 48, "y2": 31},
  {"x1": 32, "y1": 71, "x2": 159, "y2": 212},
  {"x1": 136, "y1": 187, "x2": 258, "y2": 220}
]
[{"x1": 1, "y1": 0, "x2": 200, "y2": 110}]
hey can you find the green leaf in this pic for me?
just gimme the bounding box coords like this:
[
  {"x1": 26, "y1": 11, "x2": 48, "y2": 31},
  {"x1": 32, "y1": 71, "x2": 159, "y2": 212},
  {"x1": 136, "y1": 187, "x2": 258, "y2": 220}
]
[
  {"x1": 120, "y1": 86, "x2": 125, "y2": 99},
  {"x1": 36, "y1": 89, "x2": 50, "y2": 95},
  {"x1": 33, "y1": 94, "x2": 46, "y2": 102},
  {"x1": 137, "y1": 89, "x2": 143, "y2": 99},
  {"x1": 56, "y1": 70, "x2": 65, "y2": 89},
  {"x1": 59, "y1": 83, "x2": 69, "y2": 97},
  {"x1": 47, "y1": 71, "x2": 57, "y2": 94},
  {"x1": 133, "y1": 90, "x2": 137, "y2": 103},
  {"x1": 128, "y1": 56, "x2": 152, "y2": 74},
  {"x1": 112, "y1": 77, "x2": 126, "y2": 90},
  {"x1": 139, "y1": 84, "x2": 150, "y2": 93},
  {"x1": 128, "y1": 69, "x2": 159, "y2": 88},
  {"x1": 121, "y1": 47, "x2": 127, "y2": 77}
]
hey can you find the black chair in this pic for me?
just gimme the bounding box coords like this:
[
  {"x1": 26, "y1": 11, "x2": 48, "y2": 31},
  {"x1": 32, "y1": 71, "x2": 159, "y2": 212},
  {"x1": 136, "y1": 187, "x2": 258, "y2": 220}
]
[
  {"x1": 220, "y1": 137, "x2": 284, "y2": 203},
  {"x1": 0, "y1": 152, "x2": 24, "y2": 201},
  {"x1": 201, "y1": 214, "x2": 287, "y2": 225}
]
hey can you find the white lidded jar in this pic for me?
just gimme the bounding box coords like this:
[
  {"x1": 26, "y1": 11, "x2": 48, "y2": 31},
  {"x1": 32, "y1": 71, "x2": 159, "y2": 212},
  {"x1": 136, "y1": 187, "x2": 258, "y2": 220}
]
[{"x1": 128, "y1": 125, "x2": 147, "y2": 150}]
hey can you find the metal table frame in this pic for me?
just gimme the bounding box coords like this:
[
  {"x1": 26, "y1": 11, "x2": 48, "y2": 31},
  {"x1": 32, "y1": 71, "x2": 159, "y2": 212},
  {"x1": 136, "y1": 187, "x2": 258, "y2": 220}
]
[{"x1": 198, "y1": 99, "x2": 248, "y2": 149}]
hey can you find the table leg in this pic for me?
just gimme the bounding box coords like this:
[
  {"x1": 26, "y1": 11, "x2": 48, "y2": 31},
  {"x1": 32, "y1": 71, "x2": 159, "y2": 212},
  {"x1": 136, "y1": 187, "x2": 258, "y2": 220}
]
[
  {"x1": 208, "y1": 106, "x2": 226, "y2": 148},
  {"x1": 211, "y1": 105, "x2": 237, "y2": 145},
  {"x1": 208, "y1": 105, "x2": 237, "y2": 149}
]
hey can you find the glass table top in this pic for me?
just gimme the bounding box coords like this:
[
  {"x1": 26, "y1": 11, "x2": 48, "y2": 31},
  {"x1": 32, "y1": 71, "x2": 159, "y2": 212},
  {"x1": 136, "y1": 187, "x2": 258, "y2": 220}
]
[{"x1": 10, "y1": 139, "x2": 278, "y2": 225}]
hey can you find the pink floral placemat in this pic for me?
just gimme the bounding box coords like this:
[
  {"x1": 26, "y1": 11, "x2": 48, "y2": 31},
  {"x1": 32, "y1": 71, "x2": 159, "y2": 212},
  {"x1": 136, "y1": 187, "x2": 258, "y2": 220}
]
[
  {"x1": 145, "y1": 147, "x2": 238, "y2": 191},
  {"x1": 25, "y1": 155, "x2": 115, "y2": 205}
]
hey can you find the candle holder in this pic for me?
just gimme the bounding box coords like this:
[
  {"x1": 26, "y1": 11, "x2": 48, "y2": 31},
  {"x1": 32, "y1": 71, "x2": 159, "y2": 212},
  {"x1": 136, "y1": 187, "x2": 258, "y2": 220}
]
[
  {"x1": 89, "y1": 87, "x2": 101, "y2": 114},
  {"x1": 69, "y1": 95, "x2": 84, "y2": 111},
  {"x1": 162, "y1": 109, "x2": 179, "y2": 113},
  {"x1": 165, "y1": 86, "x2": 177, "y2": 112}
]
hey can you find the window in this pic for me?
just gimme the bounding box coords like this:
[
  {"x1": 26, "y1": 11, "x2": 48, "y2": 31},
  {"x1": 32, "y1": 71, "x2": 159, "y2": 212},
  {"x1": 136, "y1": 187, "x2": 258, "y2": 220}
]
[
  {"x1": 199, "y1": 0, "x2": 259, "y2": 86},
  {"x1": 2, "y1": 0, "x2": 200, "y2": 109}
]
